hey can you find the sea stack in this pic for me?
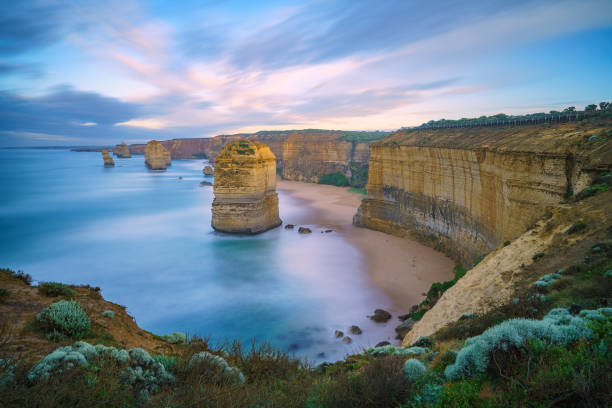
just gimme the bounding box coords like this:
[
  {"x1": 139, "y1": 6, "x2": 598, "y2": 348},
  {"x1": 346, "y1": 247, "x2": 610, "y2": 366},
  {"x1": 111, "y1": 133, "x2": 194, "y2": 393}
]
[
  {"x1": 211, "y1": 140, "x2": 281, "y2": 234},
  {"x1": 144, "y1": 140, "x2": 171, "y2": 170},
  {"x1": 101, "y1": 149, "x2": 115, "y2": 166},
  {"x1": 113, "y1": 142, "x2": 131, "y2": 158},
  {"x1": 203, "y1": 165, "x2": 214, "y2": 176}
]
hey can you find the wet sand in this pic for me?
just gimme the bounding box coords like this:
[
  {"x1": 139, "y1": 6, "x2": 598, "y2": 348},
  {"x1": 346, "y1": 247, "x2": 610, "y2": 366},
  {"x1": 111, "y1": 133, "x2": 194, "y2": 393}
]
[{"x1": 277, "y1": 180, "x2": 455, "y2": 317}]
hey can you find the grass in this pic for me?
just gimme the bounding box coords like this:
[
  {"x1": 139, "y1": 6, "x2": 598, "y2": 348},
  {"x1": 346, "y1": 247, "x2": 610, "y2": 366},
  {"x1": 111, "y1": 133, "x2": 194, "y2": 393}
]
[
  {"x1": 318, "y1": 172, "x2": 350, "y2": 187},
  {"x1": 38, "y1": 282, "x2": 75, "y2": 298},
  {"x1": 408, "y1": 265, "x2": 468, "y2": 322},
  {"x1": 347, "y1": 187, "x2": 367, "y2": 195}
]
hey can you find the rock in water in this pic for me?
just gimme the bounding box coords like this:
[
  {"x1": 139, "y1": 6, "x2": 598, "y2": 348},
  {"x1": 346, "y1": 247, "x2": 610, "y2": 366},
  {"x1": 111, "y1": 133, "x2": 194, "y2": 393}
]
[
  {"x1": 369, "y1": 309, "x2": 392, "y2": 323},
  {"x1": 298, "y1": 227, "x2": 312, "y2": 234},
  {"x1": 113, "y1": 142, "x2": 131, "y2": 158},
  {"x1": 144, "y1": 140, "x2": 171, "y2": 170},
  {"x1": 203, "y1": 165, "x2": 214, "y2": 176},
  {"x1": 101, "y1": 149, "x2": 114, "y2": 166},
  {"x1": 211, "y1": 140, "x2": 282, "y2": 234}
]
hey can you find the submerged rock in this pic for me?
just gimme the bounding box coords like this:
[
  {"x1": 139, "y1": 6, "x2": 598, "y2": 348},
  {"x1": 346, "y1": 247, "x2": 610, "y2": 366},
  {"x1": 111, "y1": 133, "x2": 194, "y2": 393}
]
[
  {"x1": 284, "y1": 224, "x2": 295, "y2": 230},
  {"x1": 113, "y1": 142, "x2": 131, "y2": 158},
  {"x1": 342, "y1": 336, "x2": 352, "y2": 344},
  {"x1": 369, "y1": 309, "x2": 392, "y2": 323},
  {"x1": 298, "y1": 227, "x2": 312, "y2": 234},
  {"x1": 200, "y1": 181, "x2": 213, "y2": 186},
  {"x1": 211, "y1": 140, "x2": 281, "y2": 234},
  {"x1": 203, "y1": 165, "x2": 214, "y2": 176},
  {"x1": 101, "y1": 149, "x2": 114, "y2": 166},
  {"x1": 145, "y1": 140, "x2": 171, "y2": 170}
]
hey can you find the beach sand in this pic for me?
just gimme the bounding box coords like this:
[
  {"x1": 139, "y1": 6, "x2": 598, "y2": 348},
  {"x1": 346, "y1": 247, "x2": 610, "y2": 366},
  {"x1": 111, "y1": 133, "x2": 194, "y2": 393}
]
[{"x1": 277, "y1": 180, "x2": 455, "y2": 317}]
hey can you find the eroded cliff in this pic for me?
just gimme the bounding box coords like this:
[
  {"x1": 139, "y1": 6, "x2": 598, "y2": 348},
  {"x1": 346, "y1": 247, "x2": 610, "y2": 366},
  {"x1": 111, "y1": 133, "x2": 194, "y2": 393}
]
[
  {"x1": 355, "y1": 120, "x2": 612, "y2": 266},
  {"x1": 211, "y1": 140, "x2": 281, "y2": 234},
  {"x1": 144, "y1": 140, "x2": 171, "y2": 170}
]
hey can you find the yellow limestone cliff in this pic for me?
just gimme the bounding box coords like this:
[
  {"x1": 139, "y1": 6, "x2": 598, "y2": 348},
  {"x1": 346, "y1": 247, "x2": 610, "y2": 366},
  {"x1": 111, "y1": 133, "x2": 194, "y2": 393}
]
[
  {"x1": 113, "y1": 142, "x2": 131, "y2": 158},
  {"x1": 144, "y1": 140, "x2": 171, "y2": 170},
  {"x1": 101, "y1": 149, "x2": 114, "y2": 166},
  {"x1": 211, "y1": 140, "x2": 281, "y2": 234}
]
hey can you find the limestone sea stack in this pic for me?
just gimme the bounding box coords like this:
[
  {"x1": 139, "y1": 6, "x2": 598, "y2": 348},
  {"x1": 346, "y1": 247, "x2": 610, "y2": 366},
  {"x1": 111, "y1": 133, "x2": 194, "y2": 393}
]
[
  {"x1": 144, "y1": 140, "x2": 171, "y2": 170},
  {"x1": 211, "y1": 140, "x2": 281, "y2": 234},
  {"x1": 203, "y1": 165, "x2": 214, "y2": 176},
  {"x1": 113, "y1": 142, "x2": 131, "y2": 158},
  {"x1": 101, "y1": 149, "x2": 114, "y2": 166}
]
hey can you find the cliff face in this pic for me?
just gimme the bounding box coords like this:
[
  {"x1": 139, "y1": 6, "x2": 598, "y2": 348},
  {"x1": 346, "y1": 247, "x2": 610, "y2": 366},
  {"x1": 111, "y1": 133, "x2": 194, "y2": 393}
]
[
  {"x1": 113, "y1": 142, "x2": 131, "y2": 158},
  {"x1": 144, "y1": 140, "x2": 172, "y2": 170},
  {"x1": 101, "y1": 149, "x2": 114, "y2": 166},
  {"x1": 354, "y1": 121, "x2": 611, "y2": 266},
  {"x1": 126, "y1": 130, "x2": 387, "y2": 186},
  {"x1": 211, "y1": 140, "x2": 281, "y2": 234}
]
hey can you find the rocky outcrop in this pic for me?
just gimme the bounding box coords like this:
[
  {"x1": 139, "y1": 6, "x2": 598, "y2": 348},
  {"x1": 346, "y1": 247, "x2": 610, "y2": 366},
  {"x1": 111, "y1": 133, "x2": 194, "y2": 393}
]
[
  {"x1": 211, "y1": 140, "x2": 281, "y2": 234},
  {"x1": 113, "y1": 142, "x2": 131, "y2": 158},
  {"x1": 203, "y1": 165, "x2": 214, "y2": 176},
  {"x1": 144, "y1": 140, "x2": 171, "y2": 170},
  {"x1": 354, "y1": 121, "x2": 612, "y2": 266},
  {"x1": 101, "y1": 149, "x2": 114, "y2": 166}
]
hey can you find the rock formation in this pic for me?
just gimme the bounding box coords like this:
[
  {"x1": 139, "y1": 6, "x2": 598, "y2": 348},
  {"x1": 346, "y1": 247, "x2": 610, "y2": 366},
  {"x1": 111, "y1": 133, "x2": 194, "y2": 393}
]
[
  {"x1": 144, "y1": 140, "x2": 171, "y2": 170},
  {"x1": 211, "y1": 140, "x2": 281, "y2": 234},
  {"x1": 113, "y1": 142, "x2": 131, "y2": 158},
  {"x1": 101, "y1": 149, "x2": 114, "y2": 166},
  {"x1": 354, "y1": 121, "x2": 611, "y2": 266},
  {"x1": 203, "y1": 165, "x2": 214, "y2": 176}
]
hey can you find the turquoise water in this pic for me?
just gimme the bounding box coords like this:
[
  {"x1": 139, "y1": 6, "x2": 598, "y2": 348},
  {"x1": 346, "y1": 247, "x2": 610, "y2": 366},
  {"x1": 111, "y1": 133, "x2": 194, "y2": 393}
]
[{"x1": 0, "y1": 149, "x2": 394, "y2": 362}]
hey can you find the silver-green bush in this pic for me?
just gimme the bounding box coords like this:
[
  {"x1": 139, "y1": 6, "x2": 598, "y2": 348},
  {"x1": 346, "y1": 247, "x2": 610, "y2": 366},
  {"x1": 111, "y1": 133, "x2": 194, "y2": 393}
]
[
  {"x1": 101, "y1": 310, "x2": 115, "y2": 319},
  {"x1": 444, "y1": 307, "x2": 605, "y2": 380},
  {"x1": 364, "y1": 345, "x2": 429, "y2": 357},
  {"x1": 36, "y1": 300, "x2": 90, "y2": 340},
  {"x1": 402, "y1": 359, "x2": 426, "y2": 382},
  {"x1": 161, "y1": 331, "x2": 187, "y2": 344},
  {"x1": 189, "y1": 351, "x2": 245, "y2": 385}
]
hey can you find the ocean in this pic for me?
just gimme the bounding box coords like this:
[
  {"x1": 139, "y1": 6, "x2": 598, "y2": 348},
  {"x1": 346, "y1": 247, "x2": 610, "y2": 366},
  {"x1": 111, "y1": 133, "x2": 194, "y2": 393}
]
[{"x1": 0, "y1": 148, "x2": 396, "y2": 362}]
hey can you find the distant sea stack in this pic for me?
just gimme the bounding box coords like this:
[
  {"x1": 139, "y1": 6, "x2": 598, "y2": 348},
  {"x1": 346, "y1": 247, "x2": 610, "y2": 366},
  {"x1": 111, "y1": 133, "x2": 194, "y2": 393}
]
[
  {"x1": 211, "y1": 140, "x2": 281, "y2": 234},
  {"x1": 101, "y1": 149, "x2": 115, "y2": 166},
  {"x1": 203, "y1": 165, "x2": 214, "y2": 176},
  {"x1": 144, "y1": 140, "x2": 171, "y2": 170},
  {"x1": 113, "y1": 142, "x2": 131, "y2": 158}
]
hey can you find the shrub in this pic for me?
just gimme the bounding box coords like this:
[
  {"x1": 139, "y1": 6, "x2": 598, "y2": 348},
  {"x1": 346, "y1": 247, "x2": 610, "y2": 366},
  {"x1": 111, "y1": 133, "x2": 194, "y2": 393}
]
[
  {"x1": 0, "y1": 288, "x2": 8, "y2": 302},
  {"x1": 101, "y1": 310, "x2": 115, "y2": 319},
  {"x1": 532, "y1": 252, "x2": 545, "y2": 261},
  {"x1": 365, "y1": 345, "x2": 429, "y2": 357},
  {"x1": 402, "y1": 358, "x2": 426, "y2": 382},
  {"x1": 188, "y1": 351, "x2": 245, "y2": 385},
  {"x1": 317, "y1": 172, "x2": 350, "y2": 187},
  {"x1": 38, "y1": 282, "x2": 74, "y2": 298},
  {"x1": 162, "y1": 331, "x2": 187, "y2": 344},
  {"x1": 444, "y1": 308, "x2": 604, "y2": 380},
  {"x1": 0, "y1": 268, "x2": 31, "y2": 285},
  {"x1": 35, "y1": 300, "x2": 91, "y2": 340},
  {"x1": 567, "y1": 220, "x2": 587, "y2": 234}
]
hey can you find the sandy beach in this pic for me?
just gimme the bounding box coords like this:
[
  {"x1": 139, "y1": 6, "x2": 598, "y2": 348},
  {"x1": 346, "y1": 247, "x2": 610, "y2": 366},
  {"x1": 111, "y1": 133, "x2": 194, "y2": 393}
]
[{"x1": 277, "y1": 180, "x2": 455, "y2": 317}]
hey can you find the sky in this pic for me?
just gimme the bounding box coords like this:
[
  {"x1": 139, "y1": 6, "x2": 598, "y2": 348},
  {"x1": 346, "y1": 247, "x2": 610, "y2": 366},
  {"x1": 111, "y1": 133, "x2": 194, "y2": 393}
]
[{"x1": 1, "y1": 0, "x2": 611, "y2": 146}]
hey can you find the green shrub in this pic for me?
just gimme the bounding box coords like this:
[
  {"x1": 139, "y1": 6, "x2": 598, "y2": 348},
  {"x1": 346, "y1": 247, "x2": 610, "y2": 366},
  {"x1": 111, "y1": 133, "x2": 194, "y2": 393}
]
[
  {"x1": 364, "y1": 345, "x2": 429, "y2": 357},
  {"x1": 567, "y1": 220, "x2": 587, "y2": 234},
  {"x1": 444, "y1": 308, "x2": 606, "y2": 380},
  {"x1": 532, "y1": 252, "x2": 545, "y2": 261},
  {"x1": 317, "y1": 172, "x2": 349, "y2": 187},
  {"x1": 0, "y1": 288, "x2": 8, "y2": 302},
  {"x1": 36, "y1": 300, "x2": 91, "y2": 340},
  {"x1": 0, "y1": 268, "x2": 31, "y2": 285},
  {"x1": 437, "y1": 377, "x2": 489, "y2": 407},
  {"x1": 402, "y1": 359, "x2": 426, "y2": 382},
  {"x1": 38, "y1": 282, "x2": 74, "y2": 298},
  {"x1": 101, "y1": 310, "x2": 115, "y2": 319},
  {"x1": 162, "y1": 332, "x2": 187, "y2": 344},
  {"x1": 188, "y1": 351, "x2": 245, "y2": 385}
]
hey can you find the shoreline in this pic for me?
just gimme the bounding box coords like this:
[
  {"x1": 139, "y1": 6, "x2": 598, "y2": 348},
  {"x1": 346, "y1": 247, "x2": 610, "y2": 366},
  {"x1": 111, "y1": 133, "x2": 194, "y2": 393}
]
[{"x1": 276, "y1": 180, "x2": 456, "y2": 317}]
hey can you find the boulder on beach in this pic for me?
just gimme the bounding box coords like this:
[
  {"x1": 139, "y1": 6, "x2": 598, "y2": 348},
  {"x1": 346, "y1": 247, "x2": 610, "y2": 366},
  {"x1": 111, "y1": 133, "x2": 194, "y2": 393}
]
[
  {"x1": 144, "y1": 140, "x2": 171, "y2": 170},
  {"x1": 101, "y1": 149, "x2": 114, "y2": 166},
  {"x1": 203, "y1": 165, "x2": 214, "y2": 176},
  {"x1": 369, "y1": 309, "x2": 392, "y2": 323}
]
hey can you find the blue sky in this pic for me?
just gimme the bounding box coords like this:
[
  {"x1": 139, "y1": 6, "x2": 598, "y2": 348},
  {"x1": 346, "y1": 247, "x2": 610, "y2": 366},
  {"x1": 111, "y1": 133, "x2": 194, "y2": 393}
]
[{"x1": 1, "y1": 0, "x2": 611, "y2": 146}]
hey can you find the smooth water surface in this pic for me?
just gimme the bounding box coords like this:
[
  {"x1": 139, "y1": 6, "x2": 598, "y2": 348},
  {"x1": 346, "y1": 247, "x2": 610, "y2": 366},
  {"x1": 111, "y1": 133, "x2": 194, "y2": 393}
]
[{"x1": 0, "y1": 149, "x2": 395, "y2": 362}]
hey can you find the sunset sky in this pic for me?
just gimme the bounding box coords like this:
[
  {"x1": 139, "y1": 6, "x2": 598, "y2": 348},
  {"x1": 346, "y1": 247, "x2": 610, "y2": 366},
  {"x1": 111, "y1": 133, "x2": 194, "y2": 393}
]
[{"x1": 1, "y1": 0, "x2": 612, "y2": 146}]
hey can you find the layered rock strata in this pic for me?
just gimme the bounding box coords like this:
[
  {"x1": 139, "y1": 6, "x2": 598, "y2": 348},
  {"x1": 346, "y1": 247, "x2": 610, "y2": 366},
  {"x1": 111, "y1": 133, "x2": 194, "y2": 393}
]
[
  {"x1": 113, "y1": 142, "x2": 131, "y2": 158},
  {"x1": 211, "y1": 140, "x2": 281, "y2": 234},
  {"x1": 144, "y1": 140, "x2": 171, "y2": 170},
  {"x1": 101, "y1": 149, "x2": 114, "y2": 166},
  {"x1": 354, "y1": 121, "x2": 611, "y2": 266}
]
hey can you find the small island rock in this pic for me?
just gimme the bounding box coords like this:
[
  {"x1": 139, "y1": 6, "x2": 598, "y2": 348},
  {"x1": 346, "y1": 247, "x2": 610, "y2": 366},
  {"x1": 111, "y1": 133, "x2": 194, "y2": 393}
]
[
  {"x1": 369, "y1": 309, "x2": 392, "y2": 323},
  {"x1": 144, "y1": 140, "x2": 171, "y2": 170},
  {"x1": 349, "y1": 325, "x2": 362, "y2": 335},
  {"x1": 113, "y1": 142, "x2": 131, "y2": 158},
  {"x1": 203, "y1": 165, "x2": 214, "y2": 176},
  {"x1": 101, "y1": 149, "x2": 114, "y2": 166}
]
